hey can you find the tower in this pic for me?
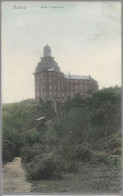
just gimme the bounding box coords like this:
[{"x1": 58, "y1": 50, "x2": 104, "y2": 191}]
[
  {"x1": 43, "y1": 44, "x2": 51, "y2": 57},
  {"x1": 34, "y1": 45, "x2": 64, "y2": 102}
]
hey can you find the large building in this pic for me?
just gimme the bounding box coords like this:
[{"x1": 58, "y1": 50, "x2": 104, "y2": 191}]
[{"x1": 34, "y1": 45, "x2": 98, "y2": 102}]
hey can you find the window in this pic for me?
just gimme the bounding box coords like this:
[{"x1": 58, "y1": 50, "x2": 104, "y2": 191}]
[
  {"x1": 49, "y1": 85, "x2": 52, "y2": 90},
  {"x1": 43, "y1": 78, "x2": 45, "y2": 83},
  {"x1": 41, "y1": 85, "x2": 43, "y2": 90},
  {"x1": 75, "y1": 85, "x2": 78, "y2": 90},
  {"x1": 49, "y1": 78, "x2": 52, "y2": 82}
]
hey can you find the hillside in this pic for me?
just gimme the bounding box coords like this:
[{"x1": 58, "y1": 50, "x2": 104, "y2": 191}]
[
  {"x1": 2, "y1": 86, "x2": 122, "y2": 193},
  {"x1": 91, "y1": 130, "x2": 121, "y2": 154},
  {"x1": 2, "y1": 87, "x2": 121, "y2": 160},
  {"x1": 36, "y1": 86, "x2": 121, "y2": 146},
  {"x1": 2, "y1": 99, "x2": 55, "y2": 162}
]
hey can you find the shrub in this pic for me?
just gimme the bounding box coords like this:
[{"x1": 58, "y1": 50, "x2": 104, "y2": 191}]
[
  {"x1": 72, "y1": 144, "x2": 94, "y2": 161},
  {"x1": 20, "y1": 144, "x2": 46, "y2": 163},
  {"x1": 2, "y1": 139, "x2": 16, "y2": 162},
  {"x1": 44, "y1": 127, "x2": 60, "y2": 145},
  {"x1": 64, "y1": 161, "x2": 79, "y2": 173},
  {"x1": 25, "y1": 152, "x2": 65, "y2": 180},
  {"x1": 21, "y1": 128, "x2": 41, "y2": 146},
  {"x1": 2, "y1": 128, "x2": 23, "y2": 162}
]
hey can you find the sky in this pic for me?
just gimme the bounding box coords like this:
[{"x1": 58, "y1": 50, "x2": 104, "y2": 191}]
[{"x1": 2, "y1": 1, "x2": 121, "y2": 103}]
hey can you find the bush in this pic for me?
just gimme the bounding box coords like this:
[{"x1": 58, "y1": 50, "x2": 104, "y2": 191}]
[
  {"x1": 64, "y1": 161, "x2": 79, "y2": 173},
  {"x1": 20, "y1": 144, "x2": 46, "y2": 163},
  {"x1": 21, "y1": 128, "x2": 41, "y2": 146},
  {"x1": 2, "y1": 139, "x2": 16, "y2": 162},
  {"x1": 44, "y1": 127, "x2": 60, "y2": 145},
  {"x1": 72, "y1": 144, "x2": 94, "y2": 161},
  {"x1": 2, "y1": 129, "x2": 23, "y2": 162},
  {"x1": 25, "y1": 152, "x2": 65, "y2": 180}
]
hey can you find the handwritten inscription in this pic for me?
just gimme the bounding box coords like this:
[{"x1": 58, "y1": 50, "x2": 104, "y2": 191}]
[
  {"x1": 41, "y1": 6, "x2": 64, "y2": 9},
  {"x1": 13, "y1": 5, "x2": 27, "y2": 9},
  {"x1": 12, "y1": 5, "x2": 64, "y2": 10}
]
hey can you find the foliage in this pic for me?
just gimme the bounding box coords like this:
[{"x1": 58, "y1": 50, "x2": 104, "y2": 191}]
[
  {"x1": 25, "y1": 152, "x2": 65, "y2": 180},
  {"x1": 2, "y1": 129, "x2": 23, "y2": 162},
  {"x1": 21, "y1": 144, "x2": 46, "y2": 163},
  {"x1": 63, "y1": 160, "x2": 79, "y2": 173},
  {"x1": 2, "y1": 99, "x2": 55, "y2": 134},
  {"x1": 71, "y1": 144, "x2": 94, "y2": 161},
  {"x1": 31, "y1": 159, "x2": 121, "y2": 193},
  {"x1": 54, "y1": 87, "x2": 121, "y2": 144},
  {"x1": 2, "y1": 86, "x2": 121, "y2": 183},
  {"x1": 44, "y1": 127, "x2": 60, "y2": 145},
  {"x1": 2, "y1": 99, "x2": 55, "y2": 162},
  {"x1": 2, "y1": 139, "x2": 16, "y2": 162},
  {"x1": 21, "y1": 128, "x2": 41, "y2": 146},
  {"x1": 91, "y1": 130, "x2": 121, "y2": 154}
]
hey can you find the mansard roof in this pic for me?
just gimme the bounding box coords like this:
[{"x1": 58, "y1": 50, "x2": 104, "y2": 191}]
[
  {"x1": 35, "y1": 56, "x2": 61, "y2": 73},
  {"x1": 65, "y1": 75, "x2": 95, "y2": 80}
]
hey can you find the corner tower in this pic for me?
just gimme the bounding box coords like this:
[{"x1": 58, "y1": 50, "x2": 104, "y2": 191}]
[
  {"x1": 34, "y1": 45, "x2": 64, "y2": 102},
  {"x1": 35, "y1": 44, "x2": 61, "y2": 73}
]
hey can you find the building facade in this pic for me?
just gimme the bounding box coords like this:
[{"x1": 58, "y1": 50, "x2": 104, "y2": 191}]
[{"x1": 34, "y1": 45, "x2": 98, "y2": 102}]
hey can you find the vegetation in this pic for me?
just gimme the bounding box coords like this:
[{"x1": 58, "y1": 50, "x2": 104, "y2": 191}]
[
  {"x1": 2, "y1": 87, "x2": 122, "y2": 192},
  {"x1": 53, "y1": 87, "x2": 121, "y2": 145},
  {"x1": 2, "y1": 99, "x2": 55, "y2": 162},
  {"x1": 30, "y1": 160, "x2": 121, "y2": 193}
]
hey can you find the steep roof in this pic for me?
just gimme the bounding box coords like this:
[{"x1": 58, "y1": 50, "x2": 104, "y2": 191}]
[
  {"x1": 35, "y1": 56, "x2": 61, "y2": 73},
  {"x1": 65, "y1": 75, "x2": 92, "y2": 80}
]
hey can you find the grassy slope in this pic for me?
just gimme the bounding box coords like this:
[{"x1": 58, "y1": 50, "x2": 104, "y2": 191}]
[
  {"x1": 50, "y1": 87, "x2": 121, "y2": 147},
  {"x1": 91, "y1": 130, "x2": 121, "y2": 154},
  {"x1": 31, "y1": 87, "x2": 122, "y2": 193},
  {"x1": 31, "y1": 161, "x2": 121, "y2": 193},
  {"x1": 2, "y1": 87, "x2": 122, "y2": 193}
]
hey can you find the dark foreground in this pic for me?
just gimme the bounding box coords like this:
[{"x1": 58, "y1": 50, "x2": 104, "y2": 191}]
[
  {"x1": 2, "y1": 157, "x2": 121, "y2": 193},
  {"x1": 30, "y1": 158, "x2": 122, "y2": 193}
]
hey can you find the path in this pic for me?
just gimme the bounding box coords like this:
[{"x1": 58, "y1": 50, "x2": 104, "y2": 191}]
[{"x1": 2, "y1": 157, "x2": 31, "y2": 193}]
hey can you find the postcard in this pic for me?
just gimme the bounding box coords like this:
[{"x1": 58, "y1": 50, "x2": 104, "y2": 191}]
[{"x1": 1, "y1": 0, "x2": 122, "y2": 195}]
